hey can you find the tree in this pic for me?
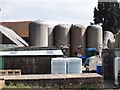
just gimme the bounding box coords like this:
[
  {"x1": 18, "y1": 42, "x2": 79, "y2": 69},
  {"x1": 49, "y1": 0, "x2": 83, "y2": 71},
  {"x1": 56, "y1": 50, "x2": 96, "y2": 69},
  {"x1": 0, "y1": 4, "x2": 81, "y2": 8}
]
[{"x1": 93, "y1": 1, "x2": 120, "y2": 34}]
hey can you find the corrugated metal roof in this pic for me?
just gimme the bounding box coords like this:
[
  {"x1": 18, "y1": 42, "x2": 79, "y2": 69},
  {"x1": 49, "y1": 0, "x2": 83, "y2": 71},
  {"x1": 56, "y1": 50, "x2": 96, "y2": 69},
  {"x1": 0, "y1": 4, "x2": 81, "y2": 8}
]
[
  {"x1": 0, "y1": 25, "x2": 28, "y2": 47},
  {"x1": 0, "y1": 21, "x2": 30, "y2": 37},
  {"x1": 0, "y1": 50, "x2": 63, "y2": 56}
]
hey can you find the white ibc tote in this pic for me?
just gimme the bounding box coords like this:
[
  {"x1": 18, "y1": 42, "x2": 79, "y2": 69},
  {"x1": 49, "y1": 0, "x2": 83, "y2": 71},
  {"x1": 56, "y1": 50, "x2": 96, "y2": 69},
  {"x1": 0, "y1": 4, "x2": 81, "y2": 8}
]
[
  {"x1": 66, "y1": 58, "x2": 82, "y2": 74},
  {"x1": 51, "y1": 58, "x2": 66, "y2": 74}
]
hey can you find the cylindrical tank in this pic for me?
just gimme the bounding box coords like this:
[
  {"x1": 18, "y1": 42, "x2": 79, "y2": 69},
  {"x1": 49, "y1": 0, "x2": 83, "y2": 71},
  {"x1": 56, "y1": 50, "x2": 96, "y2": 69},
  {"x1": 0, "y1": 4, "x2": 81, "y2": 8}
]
[
  {"x1": 107, "y1": 39, "x2": 115, "y2": 50},
  {"x1": 103, "y1": 31, "x2": 114, "y2": 49},
  {"x1": 70, "y1": 24, "x2": 86, "y2": 56},
  {"x1": 115, "y1": 31, "x2": 120, "y2": 48},
  {"x1": 86, "y1": 25, "x2": 103, "y2": 52},
  {"x1": 48, "y1": 25, "x2": 54, "y2": 47},
  {"x1": 53, "y1": 24, "x2": 70, "y2": 56},
  {"x1": 54, "y1": 24, "x2": 70, "y2": 48},
  {"x1": 29, "y1": 20, "x2": 48, "y2": 47}
]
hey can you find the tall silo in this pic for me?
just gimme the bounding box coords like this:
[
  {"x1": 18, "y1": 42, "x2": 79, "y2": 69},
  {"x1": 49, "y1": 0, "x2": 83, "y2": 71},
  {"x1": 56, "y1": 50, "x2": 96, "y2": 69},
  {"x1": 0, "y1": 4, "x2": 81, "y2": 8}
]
[
  {"x1": 53, "y1": 24, "x2": 70, "y2": 56},
  {"x1": 29, "y1": 20, "x2": 48, "y2": 47},
  {"x1": 48, "y1": 25, "x2": 54, "y2": 47},
  {"x1": 70, "y1": 24, "x2": 86, "y2": 57},
  {"x1": 54, "y1": 24, "x2": 70, "y2": 48},
  {"x1": 115, "y1": 31, "x2": 120, "y2": 48},
  {"x1": 86, "y1": 25, "x2": 103, "y2": 52},
  {"x1": 103, "y1": 31, "x2": 114, "y2": 49}
]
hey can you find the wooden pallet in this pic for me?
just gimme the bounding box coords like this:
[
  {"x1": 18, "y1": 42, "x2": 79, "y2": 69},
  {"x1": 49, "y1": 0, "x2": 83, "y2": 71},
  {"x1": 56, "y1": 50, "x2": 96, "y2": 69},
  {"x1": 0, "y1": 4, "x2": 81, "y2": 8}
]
[{"x1": 0, "y1": 70, "x2": 21, "y2": 76}]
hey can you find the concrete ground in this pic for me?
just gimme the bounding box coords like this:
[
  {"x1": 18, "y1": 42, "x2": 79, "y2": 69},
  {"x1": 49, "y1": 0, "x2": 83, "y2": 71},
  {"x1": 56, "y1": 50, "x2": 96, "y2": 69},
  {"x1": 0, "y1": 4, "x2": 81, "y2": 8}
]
[{"x1": 103, "y1": 80, "x2": 119, "y2": 90}]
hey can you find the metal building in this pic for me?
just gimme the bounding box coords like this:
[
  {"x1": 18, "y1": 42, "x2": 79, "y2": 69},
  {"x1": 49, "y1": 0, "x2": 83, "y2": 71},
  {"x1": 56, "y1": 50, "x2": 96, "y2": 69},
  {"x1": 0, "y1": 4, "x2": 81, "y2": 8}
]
[
  {"x1": 29, "y1": 20, "x2": 48, "y2": 47},
  {"x1": 0, "y1": 49, "x2": 63, "y2": 74},
  {"x1": 70, "y1": 24, "x2": 86, "y2": 56},
  {"x1": 86, "y1": 25, "x2": 103, "y2": 52}
]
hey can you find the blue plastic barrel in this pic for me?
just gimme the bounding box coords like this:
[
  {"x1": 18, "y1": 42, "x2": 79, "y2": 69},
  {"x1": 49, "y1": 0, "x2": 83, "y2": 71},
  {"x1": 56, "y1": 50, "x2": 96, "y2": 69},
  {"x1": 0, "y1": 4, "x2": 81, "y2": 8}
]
[{"x1": 96, "y1": 64, "x2": 102, "y2": 75}]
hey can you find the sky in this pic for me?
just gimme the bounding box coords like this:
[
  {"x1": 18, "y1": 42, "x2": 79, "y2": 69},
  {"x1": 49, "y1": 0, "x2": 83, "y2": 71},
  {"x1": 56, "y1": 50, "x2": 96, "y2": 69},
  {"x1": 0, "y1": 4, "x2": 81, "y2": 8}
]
[{"x1": 0, "y1": 0, "x2": 118, "y2": 27}]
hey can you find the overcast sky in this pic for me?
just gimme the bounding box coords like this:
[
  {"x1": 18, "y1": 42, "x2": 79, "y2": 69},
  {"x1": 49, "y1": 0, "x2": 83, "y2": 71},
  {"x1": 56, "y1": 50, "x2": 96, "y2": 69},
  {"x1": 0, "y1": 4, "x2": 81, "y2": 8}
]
[{"x1": 0, "y1": 0, "x2": 117, "y2": 27}]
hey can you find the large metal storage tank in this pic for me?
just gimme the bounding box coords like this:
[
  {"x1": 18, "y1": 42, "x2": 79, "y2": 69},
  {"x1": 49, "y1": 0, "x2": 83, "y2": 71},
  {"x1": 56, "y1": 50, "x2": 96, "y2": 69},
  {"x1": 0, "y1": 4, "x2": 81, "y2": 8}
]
[
  {"x1": 51, "y1": 58, "x2": 66, "y2": 74},
  {"x1": 86, "y1": 25, "x2": 103, "y2": 52},
  {"x1": 29, "y1": 20, "x2": 48, "y2": 47},
  {"x1": 48, "y1": 25, "x2": 54, "y2": 47},
  {"x1": 103, "y1": 31, "x2": 114, "y2": 49},
  {"x1": 70, "y1": 24, "x2": 86, "y2": 56},
  {"x1": 115, "y1": 31, "x2": 120, "y2": 48},
  {"x1": 66, "y1": 58, "x2": 82, "y2": 74},
  {"x1": 107, "y1": 39, "x2": 115, "y2": 50},
  {"x1": 53, "y1": 24, "x2": 70, "y2": 48},
  {"x1": 53, "y1": 24, "x2": 70, "y2": 56}
]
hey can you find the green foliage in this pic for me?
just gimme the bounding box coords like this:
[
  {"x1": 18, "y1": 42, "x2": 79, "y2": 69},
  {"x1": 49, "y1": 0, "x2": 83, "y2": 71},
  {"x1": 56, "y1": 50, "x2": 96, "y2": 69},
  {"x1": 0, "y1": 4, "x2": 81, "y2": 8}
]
[
  {"x1": 75, "y1": 85, "x2": 98, "y2": 90},
  {"x1": 93, "y1": 1, "x2": 120, "y2": 34},
  {"x1": 4, "y1": 82, "x2": 101, "y2": 89},
  {"x1": 5, "y1": 82, "x2": 30, "y2": 88}
]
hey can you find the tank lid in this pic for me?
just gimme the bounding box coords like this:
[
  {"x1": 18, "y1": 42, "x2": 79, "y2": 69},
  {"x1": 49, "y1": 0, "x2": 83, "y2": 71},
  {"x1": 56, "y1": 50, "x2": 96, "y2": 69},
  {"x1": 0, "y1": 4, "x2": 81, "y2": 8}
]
[
  {"x1": 72, "y1": 24, "x2": 85, "y2": 28},
  {"x1": 57, "y1": 24, "x2": 70, "y2": 28},
  {"x1": 32, "y1": 19, "x2": 48, "y2": 25},
  {"x1": 104, "y1": 31, "x2": 113, "y2": 34},
  {"x1": 48, "y1": 24, "x2": 54, "y2": 28},
  {"x1": 104, "y1": 31, "x2": 114, "y2": 36},
  {"x1": 87, "y1": 25, "x2": 102, "y2": 29}
]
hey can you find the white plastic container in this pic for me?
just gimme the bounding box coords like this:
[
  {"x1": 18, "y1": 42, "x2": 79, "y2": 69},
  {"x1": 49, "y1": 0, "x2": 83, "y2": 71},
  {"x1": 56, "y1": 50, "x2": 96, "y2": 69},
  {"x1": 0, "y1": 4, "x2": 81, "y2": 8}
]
[
  {"x1": 67, "y1": 58, "x2": 82, "y2": 74},
  {"x1": 114, "y1": 57, "x2": 120, "y2": 85},
  {"x1": 51, "y1": 58, "x2": 66, "y2": 74},
  {"x1": 89, "y1": 56, "x2": 102, "y2": 71}
]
